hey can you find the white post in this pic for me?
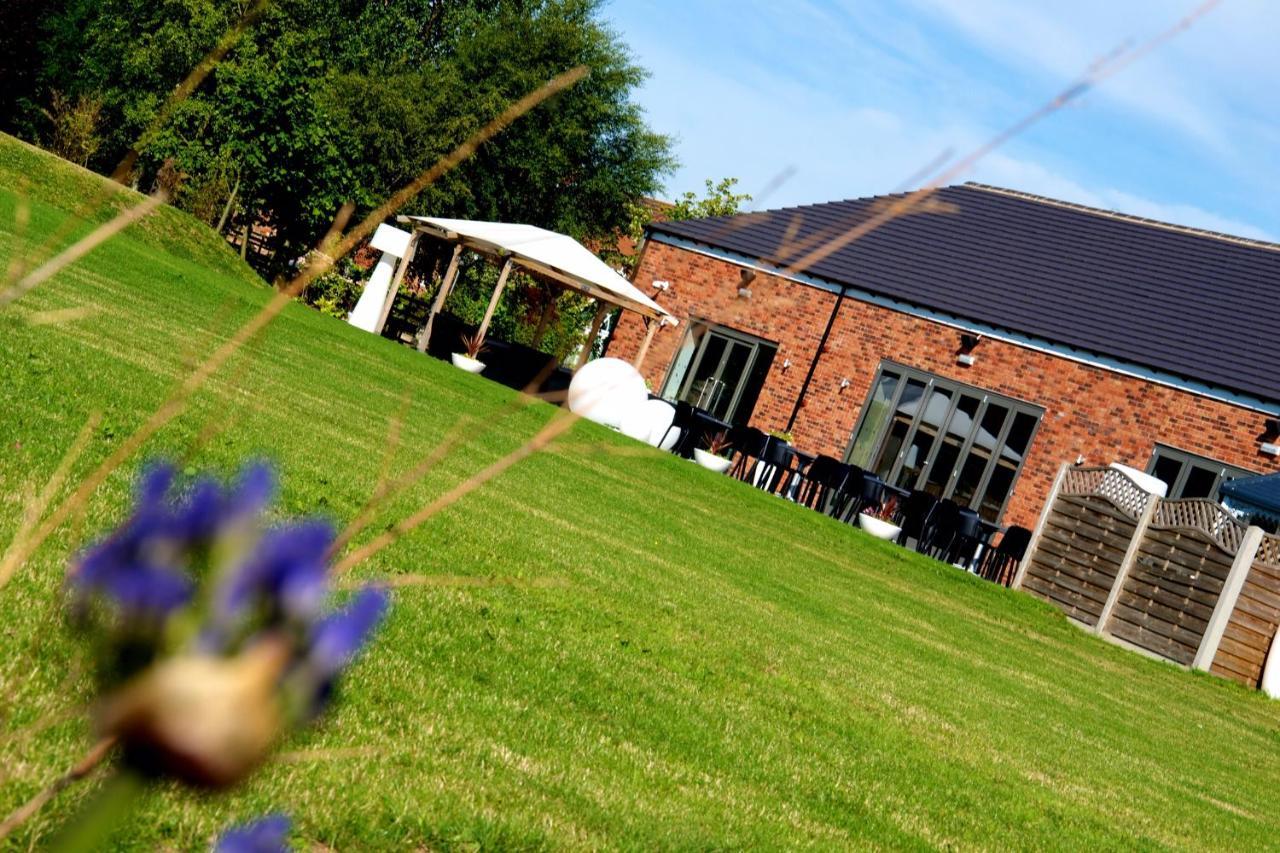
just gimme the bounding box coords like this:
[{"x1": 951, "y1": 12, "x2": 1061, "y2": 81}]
[
  {"x1": 1095, "y1": 493, "x2": 1159, "y2": 635},
  {"x1": 1193, "y1": 526, "x2": 1264, "y2": 671},
  {"x1": 417, "y1": 243, "x2": 463, "y2": 353},
  {"x1": 476, "y1": 257, "x2": 514, "y2": 343},
  {"x1": 1012, "y1": 463, "x2": 1068, "y2": 589},
  {"x1": 347, "y1": 224, "x2": 414, "y2": 334},
  {"x1": 375, "y1": 231, "x2": 420, "y2": 334}
]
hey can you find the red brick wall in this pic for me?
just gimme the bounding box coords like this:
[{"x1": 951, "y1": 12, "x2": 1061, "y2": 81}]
[{"x1": 611, "y1": 240, "x2": 1280, "y2": 530}]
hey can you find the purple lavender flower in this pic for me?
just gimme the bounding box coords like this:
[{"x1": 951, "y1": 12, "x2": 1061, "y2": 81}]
[
  {"x1": 214, "y1": 813, "x2": 291, "y2": 852},
  {"x1": 71, "y1": 463, "x2": 193, "y2": 619},
  {"x1": 217, "y1": 520, "x2": 335, "y2": 625},
  {"x1": 310, "y1": 587, "x2": 390, "y2": 677},
  {"x1": 71, "y1": 462, "x2": 278, "y2": 621},
  {"x1": 72, "y1": 460, "x2": 392, "y2": 787},
  {"x1": 301, "y1": 586, "x2": 389, "y2": 714}
]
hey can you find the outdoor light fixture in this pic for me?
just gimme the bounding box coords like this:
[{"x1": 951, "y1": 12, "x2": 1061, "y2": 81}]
[
  {"x1": 781, "y1": 358, "x2": 792, "y2": 371},
  {"x1": 957, "y1": 332, "x2": 982, "y2": 366},
  {"x1": 652, "y1": 279, "x2": 670, "y2": 291},
  {"x1": 737, "y1": 268, "x2": 756, "y2": 300},
  {"x1": 838, "y1": 377, "x2": 851, "y2": 391}
]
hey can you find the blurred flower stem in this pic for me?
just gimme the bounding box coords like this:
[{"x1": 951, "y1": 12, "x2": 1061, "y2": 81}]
[{"x1": 48, "y1": 769, "x2": 143, "y2": 853}]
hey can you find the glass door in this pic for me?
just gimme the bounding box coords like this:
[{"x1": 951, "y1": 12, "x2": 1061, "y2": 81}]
[
  {"x1": 661, "y1": 321, "x2": 777, "y2": 425},
  {"x1": 844, "y1": 362, "x2": 1043, "y2": 523}
]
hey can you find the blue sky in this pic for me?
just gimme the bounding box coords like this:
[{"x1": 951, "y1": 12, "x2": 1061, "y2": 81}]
[{"x1": 603, "y1": 0, "x2": 1280, "y2": 241}]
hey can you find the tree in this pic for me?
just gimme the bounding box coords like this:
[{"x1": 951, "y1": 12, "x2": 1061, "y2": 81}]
[
  {"x1": 668, "y1": 177, "x2": 753, "y2": 220},
  {"x1": 4, "y1": 0, "x2": 675, "y2": 276},
  {"x1": 601, "y1": 177, "x2": 752, "y2": 277}
]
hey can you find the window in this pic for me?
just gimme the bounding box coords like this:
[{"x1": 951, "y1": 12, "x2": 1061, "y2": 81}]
[
  {"x1": 845, "y1": 362, "x2": 1043, "y2": 522},
  {"x1": 660, "y1": 320, "x2": 776, "y2": 425},
  {"x1": 1146, "y1": 445, "x2": 1254, "y2": 500}
]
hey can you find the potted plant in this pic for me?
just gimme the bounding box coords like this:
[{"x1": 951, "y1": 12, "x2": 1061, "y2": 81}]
[
  {"x1": 693, "y1": 430, "x2": 734, "y2": 474},
  {"x1": 451, "y1": 332, "x2": 487, "y2": 374},
  {"x1": 857, "y1": 495, "x2": 901, "y2": 541}
]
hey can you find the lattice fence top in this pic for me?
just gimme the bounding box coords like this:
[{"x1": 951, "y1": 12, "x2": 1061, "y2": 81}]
[
  {"x1": 1256, "y1": 531, "x2": 1280, "y2": 567},
  {"x1": 1150, "y1": 498, "x2": 1246, "y2": 555},
  {"x1": 1060, "y1": 466, "x2": 1153, "y2": 520}
]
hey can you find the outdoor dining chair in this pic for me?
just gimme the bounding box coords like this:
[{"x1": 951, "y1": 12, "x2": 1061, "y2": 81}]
[
  {"x1": 945, "y1": 507, "x2": 987, "y2": 569},
  {"x1": 919, "y1": 498, "x2": 961, "y2": 558},
  {"x1": 751, "y1": 436, "x2": 800, "y2": 495},
  {"x1": 838, "y1": 470, "x2": 885, "y2": 522},
  {"x1": 730, "y1": 427, "x2": 768, "y2": 480},
  {"x1": 665, "y1": 400, "x2": 698, "y2": 458},
  {"x1": 895, "y1": 489, "x2": 938, "y2": 548},
  {"x1": 978, "y1": 525, "x2": 1032, "y2": 587},
  {"x1": 795, "y1": 454, "x2": 841, "y2": 509}
]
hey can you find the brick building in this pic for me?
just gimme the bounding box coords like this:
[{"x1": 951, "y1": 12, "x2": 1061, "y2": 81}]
[{"x1": 608, "y1": 184, "x2": 1280, "y2": 530}]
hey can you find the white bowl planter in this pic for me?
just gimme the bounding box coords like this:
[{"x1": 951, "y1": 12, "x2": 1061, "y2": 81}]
[
  {"x1": 451, "y1": 353, "x2": 486, "y2": 374},
  {"x1": 693, "y1": 448, "x2": 733, "y2": 474},
  {"x1": 858, "y1": 513, "x2": 901, "y2": 541}
]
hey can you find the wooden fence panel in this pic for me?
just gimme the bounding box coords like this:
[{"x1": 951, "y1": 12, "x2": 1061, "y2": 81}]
[
  {"x1": 1021, "y1": 468, "x2": 1146, "y2": 627},
  {"x1": 1211, "y1": 534, "x2": 1280, "y2": 687},
  {"x1": 1105, "y1": 502, "x2": 1241, "y2": 666}
]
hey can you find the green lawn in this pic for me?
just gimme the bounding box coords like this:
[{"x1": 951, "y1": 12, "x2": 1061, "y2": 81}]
[{"x1": 2, "y1": 134, "x2": 1279, "y2": 850}]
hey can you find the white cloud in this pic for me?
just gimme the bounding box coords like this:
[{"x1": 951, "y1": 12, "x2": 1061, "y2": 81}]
[
  {"x1": 902, "y1": 0, "x2": 1280, "y2": 159},
  {"x1": 610, "y1": 0, "x2": 1278, "y2": 241}
]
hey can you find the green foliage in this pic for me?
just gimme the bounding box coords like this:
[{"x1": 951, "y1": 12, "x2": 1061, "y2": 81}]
[
  {"x1": 601, "y1": 177, "x2": 752, "y2": 277},
  {"x1": 303, "y1": 258, "x2": 368, "y2": 320},
  {"x1": 669, "y1": 177, "x2": 752, "y2": 220},
  {"x1": 3, "y1": 0, "x2": 674, "y2": 275},
  {"x1": 41, "y1": 92, "x2": 104, "y2": 167},
  {"x1": 5, "y1": 148, "x2": 1280, "y2": 847}
]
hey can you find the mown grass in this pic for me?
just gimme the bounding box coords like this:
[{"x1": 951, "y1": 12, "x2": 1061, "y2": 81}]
[{"x1": 1, "y1": 134, "x2": 1278, "y2": 850}]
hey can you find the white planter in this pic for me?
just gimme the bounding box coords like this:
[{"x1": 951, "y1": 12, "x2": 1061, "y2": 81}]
[
  {"x1": 858, "y1": 513, "x2": 901, "y2": 541},
  {"x1": 693, "y1": 449, "x2": 733, "y2": 474},
  {"x1": 451, "y1": 353, "x2": 486, "y2": 374}
]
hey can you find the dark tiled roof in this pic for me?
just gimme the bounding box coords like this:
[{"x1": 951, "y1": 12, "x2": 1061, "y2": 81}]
[
  {"x1": 648, "y1": 184, "x2": 1280, "y2": 405},
  {"x1": 1220, "y1": 471, "x2": 1280, "y2": 512}
]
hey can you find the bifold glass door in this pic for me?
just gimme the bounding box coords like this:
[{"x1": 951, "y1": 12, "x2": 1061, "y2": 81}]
[
  {"x1": 845, "y1": 362, "x2": 1043, "y2": 522},
  {"x1": 661, "y1": 321, "x2": 776, "y2": 424}
]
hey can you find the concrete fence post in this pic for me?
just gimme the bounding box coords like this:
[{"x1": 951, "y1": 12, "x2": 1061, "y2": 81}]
[
  {"x1": 1192, "y1": 525, "x2": 1264, "y2": 672},
  {"x1": 1012, "y1": 463, "x2": 1069, "y2": 590},
  {"x1": 1096, "y1": 493, "x2": 1159, "y2": 636}
]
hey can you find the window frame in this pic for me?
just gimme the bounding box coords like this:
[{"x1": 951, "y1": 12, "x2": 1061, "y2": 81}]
[
  {"x1": 1144, "y1": 443, "x2": 1256, "y2": 501},
  {"x1": 659, "y1": 317, "x2": 778, "y2": 425},
  {"x1": 842, "y1": 361, "x2": 1044, "y2": 523}
]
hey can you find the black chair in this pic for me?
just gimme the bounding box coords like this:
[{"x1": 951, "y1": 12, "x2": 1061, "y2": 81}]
[
  {"x1": 945, "y1": 508, "x2": 986, "y2": 569},
  {"x1": 667, "y1": 401, "x2": 698, "y2": 458},
  {"x1": 895, "y1": 489, "x2": 939, "y2": 548},
  {"x1": 730, "y1": 426, "x2": 767, "y2": 480},
  {"x1": 795, "y1": 454, "x2": 839, "y2": 509},
  {"x1": 826, "y1": 464, "x2": 863, "y2": 519},
  {"x1": 979, "y1": 525, "x2": 1032, "y2": 587},
  {"x1": 919, "y1": 498, "x2": 960, "y2": 558},
  {"x1": 648, "y1": 397, "x2": 679, "y2": 451},
  {"x1": 752, "y1": 436, "x2": 799, "y2": 495},
  {"x1": 840, "y1": 471, "x2": 885, "y2": 522}
]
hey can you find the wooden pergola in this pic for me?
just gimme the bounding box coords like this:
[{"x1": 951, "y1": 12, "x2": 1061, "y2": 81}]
[{"x1": 388, "y1": 216, "x2": 675, "y2": 369}]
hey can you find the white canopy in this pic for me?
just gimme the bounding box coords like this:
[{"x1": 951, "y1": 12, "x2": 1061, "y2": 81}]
[{"x1": 399, "y1": 216, "x2": 673, "y2": 320}]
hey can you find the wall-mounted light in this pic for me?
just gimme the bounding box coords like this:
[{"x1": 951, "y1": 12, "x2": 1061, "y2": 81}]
[
  {"x1": 838, "y1": 377, "x2": 851, "y2": 392},
  {"x1": 957, "y1": 332, "x2": 982, "y2": 366},
  {"x1": 652, "y1": 279, "x2": 670, "y2": 291},
  {"x1": 737, "y1": 268, "x2": 756, "y2": 299},
  {"x1": 780, "y1": 358, "x2": 792, "y2": 371}
]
